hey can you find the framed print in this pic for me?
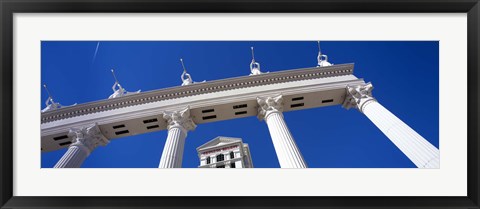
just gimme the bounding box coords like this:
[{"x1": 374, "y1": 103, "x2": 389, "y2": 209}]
[{"x1": 1, "y1": 0, "x2": 479, "y2": 208}]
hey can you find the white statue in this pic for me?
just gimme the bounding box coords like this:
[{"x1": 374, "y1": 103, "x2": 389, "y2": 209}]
[
  {"x1": 249, "y1": 47, "x2": 263, "y2": 76},
  {"x1": 41, "y1": 84, "x2": 76, "y2": 113},
  {"x1": 181, "y1": 71, "x2": 193, "y2": 86},
  {"x1": 180, "y1": 59, "x2": 193, "y2": 86},
  {"x1": 109, "y1": 81, "x2": 126, "y2": 99},
  {"x1": 179, "y1": 59, "x2": 205, "y2": 86},
  {"x1": 317, "y1": 41, "x2": 333, "y2": 67},
  {"x1": 42, "y1": 94, "x2": 60, "y2": 113},
  {"x1": 108, "y1": 69, "x2": 140, "y2": 99}
]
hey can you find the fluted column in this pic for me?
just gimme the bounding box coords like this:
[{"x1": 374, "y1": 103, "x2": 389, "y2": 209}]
[
  {"x1": 159, "y1": 107, "x2": 196, "y2": 168},
  {"x1": 54, "y1": 123, "x2": 109, "y2": 168},
  {"x1": 257, "y1": 95, "x2": 307, "y2": 168},
  {"x1": 343, "y1": 83, "x2": 439, "y2": 168}
]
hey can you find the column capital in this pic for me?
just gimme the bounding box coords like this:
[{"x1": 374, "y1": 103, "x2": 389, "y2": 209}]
[
  {"x1": 342, "y1": 82, "x2": 377, "y2": 112},
  {"x1": 163, "y1": 107, "x2": 196, "y2": 132},
  {"x1": 68, "y1": 123, "x2": 109, "y2": 155},
  {"x1": 257, "y1": 94, "x2": 284, "y2": 120}
]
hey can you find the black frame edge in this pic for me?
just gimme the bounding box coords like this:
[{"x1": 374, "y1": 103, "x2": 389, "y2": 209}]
[
  {"x1": 1, "y1": 0, "x2": 13, "y2": 208},
  {"x1": 468, "y1": 1, "x2": 480, "y2": 207},
  {"x1": 1, "y1": 0, "x2": 480, "y2": 208},
  {"x1": 0, "y1": 0, "x2": 478, "y2": 13},
  {"x1": 2, "y1": 196, "x2": 480, "y2": 208}
]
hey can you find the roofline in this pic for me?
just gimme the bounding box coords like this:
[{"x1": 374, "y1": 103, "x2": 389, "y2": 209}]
[
  {"x1": 196, "y1": 136, "x2": 244, "y2": 152},
  {"x1": 41, "y1": 63, "x2": 355, "y2": 123}
]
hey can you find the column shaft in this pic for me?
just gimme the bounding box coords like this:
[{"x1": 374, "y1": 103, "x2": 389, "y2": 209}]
[
  {"x1": 159, "y1": 127, "x2": 187, "y2": 168},
  {"x1": 53, "y1": 123, "x2": 108, "y2": 168},
  {"x1": 363, "y1": 101, "x2": 439, "y2": 168},
  {"x1": 54, "y1": 145, "x2": 89, "y2": 168},
  {"x1": 159, "y1": 107, "x2": 195, "y2": 168},
  {"x1": 265, "y1": 112, "x2": 307, "y2": 168}
]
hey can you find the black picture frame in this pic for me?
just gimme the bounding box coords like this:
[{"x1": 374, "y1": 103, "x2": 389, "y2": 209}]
[{"x1": 1, "y1": 0, "x2": 479, "y2": 208}]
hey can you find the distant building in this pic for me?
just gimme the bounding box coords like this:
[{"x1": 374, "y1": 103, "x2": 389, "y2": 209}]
[{"x1": 197, "y1": 136, "x2": 253, "y2": 168}]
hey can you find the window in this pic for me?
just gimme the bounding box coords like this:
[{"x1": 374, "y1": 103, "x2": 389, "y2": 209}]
[
  {"x1": 217, "y1": 165, "x2": 225, "y2": 168},
  {"x1": 216, "y1": 154, "x2": 225, "y2": 162},
  {"x1": 230, "y1": 152, "x2": 234, "y2": 159},
  {"x1": 206, "y1": 157, "x2": 211, "y2": 164},
  {"x1": 230, "y1": 163, "x2": 236, "y2": 168}
]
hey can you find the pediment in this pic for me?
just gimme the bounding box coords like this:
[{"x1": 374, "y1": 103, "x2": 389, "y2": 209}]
[{"x1": 197, "y1": 136, "x2": 242, "y2": 151}]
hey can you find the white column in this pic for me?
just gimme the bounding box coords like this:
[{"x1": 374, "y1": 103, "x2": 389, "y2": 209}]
[
  {"x1": 159, "y1": 107, "x2": 196, "y2": 168},
  {"x1": 257, "y1": 95, "x2": 307, "y2": 168},
  {"x1": 54, "y1": 123, "x2": 109, "y2": 168},
  {"x1": 343, "y1": 83, "x2": 439, "y2": 168}
]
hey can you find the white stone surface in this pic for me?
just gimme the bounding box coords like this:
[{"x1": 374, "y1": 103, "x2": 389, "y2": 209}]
[
  {"x1": 54, "y1": 123, "x2": 108, "y2": 168},
  {"x1": 363, "y1": 101, "x2": 440, "y2": 168},
  {"x1": 158, "y1": 126, "x2": 187, "y2": 168},
  {"x1": 41, "y1": 65, "x2": 362, "y2": 152},
  {"x1": 257, "y1": 95, "x2": 307, "y2": 168},
  {"x1": 53, "y1": 146, "x2": 88, "y2": 168},
  {"x1": 344, "y1": 83, "x2": 440, "y2": 168},
  {"x1": 158, "y1": 107, "x2": 196, "y2": 168}
]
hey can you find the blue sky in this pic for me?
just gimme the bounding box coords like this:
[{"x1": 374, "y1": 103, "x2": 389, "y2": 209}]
[{"x1": 41, "y1": 41, "x2": 439, "y2": 168}]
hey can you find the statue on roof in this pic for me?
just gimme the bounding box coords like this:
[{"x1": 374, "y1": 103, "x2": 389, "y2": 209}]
[
  {"x1": 180, "y1": 59, "x2": 193, "y2": 86},
  {"x1": 108, "y1": 69, "x2": 141, "y2": 99},
  {"x1": 317, "y1": 41, "x2": 333, "y2": 67},
  {"x1": 41, "y1": 84, "x2": 76, "y2": 112},
  {"x1": 249, "y1": 47, "x2": 263, "y2": 76},
  {"x1": 179, "y1": 59, "x2": 205, "y2": 86}
]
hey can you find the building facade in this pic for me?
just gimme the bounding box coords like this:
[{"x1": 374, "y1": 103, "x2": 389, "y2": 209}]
[
  {"x1": 41, "y1": 42, "x2": 439, "y2": 169},
  {"x1": 197, "y1": 137, "x2": 253, "y2": 168}
]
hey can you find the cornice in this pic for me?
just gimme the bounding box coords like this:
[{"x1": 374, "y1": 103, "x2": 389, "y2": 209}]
[
  {"x1": 198, "y1": 141, "x2": 242, "y2": 154},
  {"x1": 41, "y1": 64, "x2": 354, "y2": 124}
]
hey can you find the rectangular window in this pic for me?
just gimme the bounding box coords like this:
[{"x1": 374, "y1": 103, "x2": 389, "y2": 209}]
[
  {"x1": 202, "y1": 109, "x2": 214, "y2": 113},
  {"x1": 235, "y1": 111, "x2": 247, "y2": 115},
  {"x1": 322, "y1": 99, "x2": 334, "y2": 103},
  {"x1": 112, "y1": 124, "x2": 125, "y2": 129},
  {"x1": 206, "y1": 157, "x2": 211, "y2": 164},
  {"x1": 53, "y1": 135, "x2": 69, "y2": 141},
  {"x1": 143, "y1": 118, "x2": 158, "y2": 124},
  {"x1": 146, "y1": 125, "x2": 159, "y2": 129},
  {"x1": 230, "y1": 152, "x2": 234, "y2": 159},
  {"x1": 290, "y1": 103, "x2": 304, "y2": 108},
  {"x1": 233, "y1": 104, "x2": 247, "y2": 109},
  {"x1": 217, "y1": 165, "x2": 225, "y2": 168},
  {"x1": 115, "y1": 130, "x2": 129, "y2": 135},
  {"x1": 216, "y1": 154, "x2": 225, "y2": 162},
  {"x1": 202, "y1": 115, "x2": 217, "y2": 120},
  {"x1": 230, "y1": 163, "x2": 236, "y2": 168},
  {"x1": 292, "y1": 96, "x2": 304, "y2": 101}
]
